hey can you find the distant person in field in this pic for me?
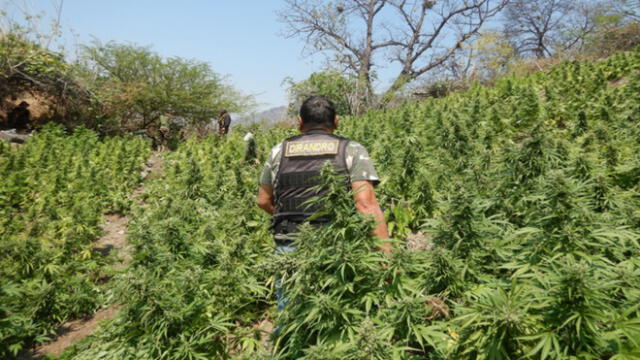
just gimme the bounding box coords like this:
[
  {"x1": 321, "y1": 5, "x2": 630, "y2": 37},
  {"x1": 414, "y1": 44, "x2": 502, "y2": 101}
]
[
  {"x1": 218, "y1": 109, "x2": 231, "y2": 135},
  {"x1": 158, "y1": 126, "x2": 170, "y2": 152},
  {"x1": 244, "y1": 131, "x2": 258, "y2": 163},
  {"x1": 146, "y1": 125, "x2": 161, "y2": 150},
  {"x1": 8, "y1": 102, "x2": 31, "y2": 132},
  {"x1": 256, "y1": 95, "x2": 391, "y2": 321}
]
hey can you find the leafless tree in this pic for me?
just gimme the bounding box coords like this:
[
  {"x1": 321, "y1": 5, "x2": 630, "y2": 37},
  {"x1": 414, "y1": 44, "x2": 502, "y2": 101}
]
[
  {"x1": 279, "y1": 0, "x2": 507, "y2": 111},
  {"x1": 613, "y1": 0, "x2": 639, "y2": 21},
  {"x1": 503, "y1": 0, "x2": 598, "y2": 59},
  {"x1": 0, "y1": 0, "x2": 65, "y2": 50}
]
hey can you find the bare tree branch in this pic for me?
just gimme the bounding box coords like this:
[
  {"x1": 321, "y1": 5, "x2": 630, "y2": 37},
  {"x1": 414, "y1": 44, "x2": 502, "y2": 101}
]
[
  {"x1": 379, "y1": 0, "x2": 506, "y2": 104},
  {"x1": 503, "y1": 0, "x2": 598, "y2": 59},
  {"x1": 613, "y1": 0, "x2": 640, "y2": 21},
  {"x1": 279, "y1": 0, "x2": 506, "y2": 111}
]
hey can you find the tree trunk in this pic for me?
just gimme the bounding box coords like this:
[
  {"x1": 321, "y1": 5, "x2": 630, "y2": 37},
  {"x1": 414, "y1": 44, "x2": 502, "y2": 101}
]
[
  {"x1": 353, "y1": 68, "x2": 374, "y2": 115},
  {"x1": 379, "y1": 71, "x2": 413, "y2": 108}
]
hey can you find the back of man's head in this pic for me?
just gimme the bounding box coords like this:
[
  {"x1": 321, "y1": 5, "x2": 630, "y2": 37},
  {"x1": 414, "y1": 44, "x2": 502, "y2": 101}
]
[{"x1": 300, "y1": 95, "x2": 336, "y2": 129}]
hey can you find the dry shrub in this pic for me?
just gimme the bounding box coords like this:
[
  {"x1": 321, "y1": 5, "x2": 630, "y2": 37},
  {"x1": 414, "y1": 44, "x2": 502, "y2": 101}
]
[{"x1": 588, "y1": 23, "x2": 640, "y2": 57}]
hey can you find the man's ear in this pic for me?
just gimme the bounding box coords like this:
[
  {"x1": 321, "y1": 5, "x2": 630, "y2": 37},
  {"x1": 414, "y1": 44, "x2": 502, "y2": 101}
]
[{"x1": 334, "y1": 115, "x2": 340, "y2": 130}]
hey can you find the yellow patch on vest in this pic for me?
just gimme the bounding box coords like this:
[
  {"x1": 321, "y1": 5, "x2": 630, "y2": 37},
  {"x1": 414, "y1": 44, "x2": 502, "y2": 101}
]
[{"x1": 285, "y1": 139, "x2": 340, "y2": 157}]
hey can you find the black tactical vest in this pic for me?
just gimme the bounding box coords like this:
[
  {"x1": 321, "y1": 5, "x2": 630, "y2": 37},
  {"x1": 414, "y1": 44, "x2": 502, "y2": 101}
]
[{"x1": 272, "y1": 130, "x2": 350, "y2": 234}]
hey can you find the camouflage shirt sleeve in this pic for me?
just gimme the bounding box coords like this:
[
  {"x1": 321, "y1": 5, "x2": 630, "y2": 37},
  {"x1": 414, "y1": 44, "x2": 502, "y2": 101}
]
[
  {"x1": 345, "y1": 141, "x2": 380, "y2": 185},
  {"x1": 259, "y1": 142, "x2": 283, "y2": 185}
]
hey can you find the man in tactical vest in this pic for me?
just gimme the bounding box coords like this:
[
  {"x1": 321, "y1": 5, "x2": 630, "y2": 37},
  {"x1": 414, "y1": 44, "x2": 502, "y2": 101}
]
[{"x1": 257, "y1": 95, "x2": 390, "y2": 254}]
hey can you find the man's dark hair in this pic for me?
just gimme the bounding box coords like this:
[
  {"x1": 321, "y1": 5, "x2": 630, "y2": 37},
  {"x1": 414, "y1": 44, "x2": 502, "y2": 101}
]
[{"x1": 300, "y1": 95, "x2": 336, "y2": 129}]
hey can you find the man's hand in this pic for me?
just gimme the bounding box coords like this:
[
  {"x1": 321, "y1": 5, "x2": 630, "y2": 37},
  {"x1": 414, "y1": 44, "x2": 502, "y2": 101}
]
[
  {"x1": 257, "y1": 184, "x2": 275, "y2": 215},
  {"x1": 352, "y1": 180, "x2": 392, "y2": 253}
]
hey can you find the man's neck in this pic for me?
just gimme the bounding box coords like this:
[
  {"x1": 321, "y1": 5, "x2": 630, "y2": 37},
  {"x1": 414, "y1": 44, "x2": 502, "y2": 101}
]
[{"x1": 301, "y1": 127, "x2": 334, "y2": 134}]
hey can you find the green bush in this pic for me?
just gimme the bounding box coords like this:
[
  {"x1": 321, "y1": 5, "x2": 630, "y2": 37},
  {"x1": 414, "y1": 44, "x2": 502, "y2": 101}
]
[
  {"x1": 67, "y1": 49, "x2": 640, "y2": 359},
  {"x1": 0, "y1": 125, "x2": 149, "y2": 357}
]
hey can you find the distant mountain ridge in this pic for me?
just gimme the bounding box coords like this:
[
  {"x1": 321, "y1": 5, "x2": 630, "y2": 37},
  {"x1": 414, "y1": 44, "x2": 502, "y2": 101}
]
[{"x1": 234, "y1": 106, "x2": 289, "y2": 127}]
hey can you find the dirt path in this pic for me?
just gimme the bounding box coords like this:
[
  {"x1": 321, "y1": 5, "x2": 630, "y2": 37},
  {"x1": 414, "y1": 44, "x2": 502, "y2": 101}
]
[
  {"x1": 226, "y1": 317, "x2": 274, "y2": 356},
  {"x1": 93, "y1": 154, "x2": 164, "y2": 268},
  {"x1": 94, "y1": 214, "x2": 132, "y2": 268},
  {"x1": 19, "y1": 306, "x2": 120, "y2": 359},
  {"x1": 19, "y1": 153, "x2": 164, "y2": 360}
]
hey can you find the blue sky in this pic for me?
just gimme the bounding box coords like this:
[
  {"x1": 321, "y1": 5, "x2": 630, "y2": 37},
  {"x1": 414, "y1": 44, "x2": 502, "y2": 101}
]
[
  {"x1": 6, "y1": 0, "x2": 334, "y2": 111},
  {"x1": 4, "y1": 0, "x2": 494, "y2": 112}
]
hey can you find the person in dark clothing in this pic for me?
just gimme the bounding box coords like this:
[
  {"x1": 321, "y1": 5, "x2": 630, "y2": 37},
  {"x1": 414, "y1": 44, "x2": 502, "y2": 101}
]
[
  {"x1": 218, "y1": 109, "x2": 231, "y2": 135},
  {"x1": 256, "y1": 95, "x2": 391, "y2": 322},
  {"x1": 8, "y1": 102, "x2": 31, "y2": 132},
  {"x1": 257, "y1": 95, "x2": 390, "y2": 247}
]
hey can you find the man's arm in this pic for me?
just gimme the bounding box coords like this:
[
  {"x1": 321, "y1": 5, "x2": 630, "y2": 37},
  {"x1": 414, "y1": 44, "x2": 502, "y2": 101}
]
[
  {"x1": 257, "y1": 184, "x2": 275, "y2": 215},
  {"x1": 352, "y1": 180, "x2": 392, "y2": 253}
]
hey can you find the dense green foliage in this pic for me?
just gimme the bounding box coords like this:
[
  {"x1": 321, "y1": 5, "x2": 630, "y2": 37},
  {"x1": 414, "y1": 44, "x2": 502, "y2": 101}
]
[
  {"x1": 0, "y1": 32, "x2": 248, "y2": 133},
  {"x1": 0, "y1": 34, "x2": 91, "y2": 123},
  {"x1": 61, "y1": 130, "x2": 280, "y2": 359},
  {"x1": 0, "y1": 126, "x2": 149, "y2": 357},
  {"x1": 0, "y1": 34, "x2": 68, "y2": 84},
  {"x1": 272, "y1": 49, "x2": 640, "y2": 359},
  {"x1": 80, "y1": 42, "x2": 248, "y2": 133},
  {"x1": 33, "y1": 49, "x2": 640, "y2": 359},
  {"x1": 286, "y1": 70, "x2": 358, "y2": 115}
]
